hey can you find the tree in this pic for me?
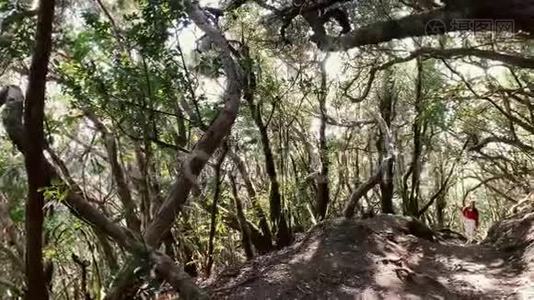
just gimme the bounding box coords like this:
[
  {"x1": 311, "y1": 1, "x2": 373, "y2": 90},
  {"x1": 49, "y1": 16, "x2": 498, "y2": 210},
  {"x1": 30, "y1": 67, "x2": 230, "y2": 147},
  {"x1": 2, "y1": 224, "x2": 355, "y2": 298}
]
[{"x1": 22, "y1": 0, "x2": 56, "y2": 298}]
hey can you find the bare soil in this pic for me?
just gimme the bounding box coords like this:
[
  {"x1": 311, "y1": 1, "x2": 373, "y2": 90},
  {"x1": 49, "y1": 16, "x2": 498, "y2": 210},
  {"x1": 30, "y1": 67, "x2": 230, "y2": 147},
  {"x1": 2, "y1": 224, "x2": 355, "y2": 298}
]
[{"x1": 202, "y1": 214, "x2": 534, "y2": 300}]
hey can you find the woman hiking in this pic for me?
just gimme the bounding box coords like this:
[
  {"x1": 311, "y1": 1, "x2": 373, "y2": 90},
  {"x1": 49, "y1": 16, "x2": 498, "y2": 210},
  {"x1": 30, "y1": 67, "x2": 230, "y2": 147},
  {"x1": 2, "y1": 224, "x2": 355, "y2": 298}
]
[{"x1": 461, "y1": 200, "x2": 479, "y2": 243}]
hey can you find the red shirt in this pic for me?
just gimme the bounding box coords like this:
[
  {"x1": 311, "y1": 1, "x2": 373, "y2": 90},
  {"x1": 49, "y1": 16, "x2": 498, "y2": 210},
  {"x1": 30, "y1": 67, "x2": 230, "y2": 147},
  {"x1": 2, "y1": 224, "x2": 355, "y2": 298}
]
[{"x1": 462, "y1": 207, "x2": 479, "y2": 226}]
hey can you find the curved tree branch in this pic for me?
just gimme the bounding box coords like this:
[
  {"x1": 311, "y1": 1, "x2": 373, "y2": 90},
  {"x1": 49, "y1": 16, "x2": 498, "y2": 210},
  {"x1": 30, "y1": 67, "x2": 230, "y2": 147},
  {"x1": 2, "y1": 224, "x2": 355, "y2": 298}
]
[
  {"x1": 143, "y1": 0, "x2": 244, "y2": 247},
  {"x1": 314, "y1": 1, "x2": 534, "y2": 51}
]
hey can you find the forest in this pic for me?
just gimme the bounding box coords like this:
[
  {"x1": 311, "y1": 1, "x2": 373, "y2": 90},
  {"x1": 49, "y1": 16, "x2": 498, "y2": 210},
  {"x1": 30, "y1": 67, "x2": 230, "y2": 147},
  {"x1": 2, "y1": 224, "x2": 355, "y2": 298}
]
[{"x1": 1, "y1": 0, "x2": 534, "y2": 299}]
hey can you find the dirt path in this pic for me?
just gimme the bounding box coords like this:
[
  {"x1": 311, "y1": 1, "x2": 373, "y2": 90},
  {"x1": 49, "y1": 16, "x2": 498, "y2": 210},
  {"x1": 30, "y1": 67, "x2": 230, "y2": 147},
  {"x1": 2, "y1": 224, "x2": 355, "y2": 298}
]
[
  {"x1": 400, "y1": 240, "x2": 526, "y2": 298},
  {"x1": 205, "y1": 216, "x2": 534, "y2": 299}
]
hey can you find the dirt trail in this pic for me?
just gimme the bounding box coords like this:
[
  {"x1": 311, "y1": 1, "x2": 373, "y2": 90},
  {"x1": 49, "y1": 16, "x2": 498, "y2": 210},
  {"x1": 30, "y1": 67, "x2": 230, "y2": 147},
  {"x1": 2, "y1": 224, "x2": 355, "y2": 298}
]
[{"x1": 204, "y1": 215, "x2": 534, "y2": 299}]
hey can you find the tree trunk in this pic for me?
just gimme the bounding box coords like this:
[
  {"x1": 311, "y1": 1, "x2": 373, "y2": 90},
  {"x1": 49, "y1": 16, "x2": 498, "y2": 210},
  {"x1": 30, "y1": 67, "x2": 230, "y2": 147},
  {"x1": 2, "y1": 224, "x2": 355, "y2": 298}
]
[
  {"x1": 143, "y1": 8, "x2": 243, "y2": 248},
  {"x1": 23, "y1": 0, "x2": 55, "y2": 298},
  {"x1": 183, "y1": 243, "x2": 199, "y2": 278},
  {"x1": 344, "y1": 114, "x2": 395, "y2": 218},
  {"x1": 377, "y1": 71, "x2": 395, "y2": 214},
  {"x1": 316, "y1": 56, "x2": 330, "y2": 220},
  {"x1": 206, "y1": 146, "x2": 227, "y2": 277},
  {"x1": 228, "y1": 150, "x2": 273, "y2": 251},
  {"x1": 134, "y1": 145, "x2": 152, "y2": 230},
  {"x1": 94, "y1": 230, "x2": 118, "y2": 273},
  {"x1": 163, "y1": 231, "x2": 177, "y2": 261},
  {"x1": 406, "y1": 58, "x2": 425, "y2": 216},
  {"x1": 72, "y1": 254, "x2": 90, "y2": 300},
  {"x1": 435, "y1": 164, "x2": 447, "y2": 229},
  {"x1": 229, "y1": 174, "x2": 255, "y2": 259},
  {"x1": 243, "y1": 53, "x2": 292, "y2": 248},
  {"x1": 343, "y1": 168, "x2": 382, "y2": 218}
]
